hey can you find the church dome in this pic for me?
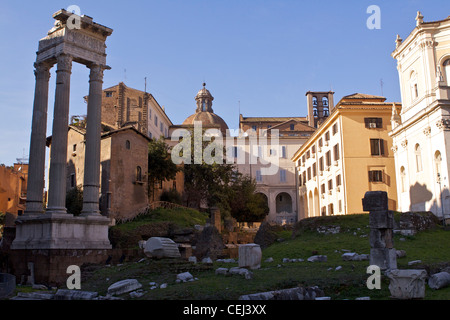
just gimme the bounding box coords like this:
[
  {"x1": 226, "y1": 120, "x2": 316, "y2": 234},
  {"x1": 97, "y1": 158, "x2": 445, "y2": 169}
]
[{"x1": 182, "y1": 83, "x2": 229, "y2": 135}]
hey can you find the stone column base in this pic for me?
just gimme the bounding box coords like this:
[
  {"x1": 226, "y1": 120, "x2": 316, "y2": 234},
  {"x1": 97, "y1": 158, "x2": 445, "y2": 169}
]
[{"x1": 11, "y1": 213, "x2": 112, "y2": 250}]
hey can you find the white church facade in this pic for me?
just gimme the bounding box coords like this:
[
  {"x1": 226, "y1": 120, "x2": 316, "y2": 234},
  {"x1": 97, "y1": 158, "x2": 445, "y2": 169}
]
[{"x1": 390, "y1": 12, "x2": 450, "y2": 223}]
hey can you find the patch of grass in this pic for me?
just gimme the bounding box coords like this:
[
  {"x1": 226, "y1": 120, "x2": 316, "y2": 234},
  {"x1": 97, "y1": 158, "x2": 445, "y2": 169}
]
[
  {"x1": 80, "y1": 213, "x2": 450, "y2": 300},
  {"x1": 114, "y1": 207, "x2": 208, "y2": 232}
]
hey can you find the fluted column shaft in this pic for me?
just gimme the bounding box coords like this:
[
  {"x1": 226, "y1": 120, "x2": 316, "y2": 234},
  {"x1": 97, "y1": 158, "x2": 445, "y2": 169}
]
[
  {"x1": 24, "y1": 62, "x2": 52, "y2": 215},
  {"x1": 81, "y1": 64, "x2": 104, "y2": 216},
  {"x1": 46, "y1": 54, "x2": 72, "y2": 214}
]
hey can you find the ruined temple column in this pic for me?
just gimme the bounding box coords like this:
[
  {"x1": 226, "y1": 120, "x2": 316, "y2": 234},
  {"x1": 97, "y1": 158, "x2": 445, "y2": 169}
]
[
  {"x1": 46, "y1": 54, "x2": 72, "y2": 215},
  {"x1": 81, "y1": 64, "x2": 104, "y2": 216},
  {"x1": 24, "y1": 62, "x2": 52, "y2": 215}
]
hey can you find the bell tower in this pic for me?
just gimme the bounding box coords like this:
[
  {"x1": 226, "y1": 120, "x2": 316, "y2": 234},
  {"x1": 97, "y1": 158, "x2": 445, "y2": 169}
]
[{"x1": 306, "y1": 91, "x2": 334, "y2": 128}]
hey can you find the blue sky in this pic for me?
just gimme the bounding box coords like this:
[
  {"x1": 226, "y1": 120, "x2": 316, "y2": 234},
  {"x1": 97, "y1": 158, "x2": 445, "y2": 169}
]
[{"x1": 1, "y1": 0, "x2": 450, "y2": 165}]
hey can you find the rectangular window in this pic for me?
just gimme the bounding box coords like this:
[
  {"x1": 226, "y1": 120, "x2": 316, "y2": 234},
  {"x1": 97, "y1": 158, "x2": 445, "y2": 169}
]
[
  {"x1": 160, "y1": 122, "x2": 163, "y2": 132},
  {"x1": 299, "y1": 174, "x2": 303, "y2": 186},
  {"x1": 312, "y1": 163, "x2": 317, "y2": 177},
  {"x1": 154, "y1": 115, "x2": 158, "y2": 126},
  {"x1": 290, "y1": 124, "x2": 295, "y2": 131},
  {"x1": 332, "y1": 123, "x2": 338, "y2": 135},
  {"x1": 328, "y1": 179, "x2": 333, "y2": 191},
  {"x1": 280, "y1": 169, "x2": 286, "y2": 182},
  {"x1": 336, "y1": 174, "x2": 342, "y2": 186},
  {"x1": 252, "y1": 125, "x2": 257, "y2": 131},
  {"x1": 328, "y1": 204, "x2": 334, "y2": 215},
  {"x1": 306, "y1": 150, "x2": 310, "y2": 159},
  {"x1": 319, "y1": 157, "x2": 324, "y2": 171},
  {"x1": 105, "y1": 91, "x2": 113, "y2": 97},
  {"x1": 325, "y1": 131, "x2": 330, "y2": 141},
  {"x1": 281, "y1": 146, "x2": 287, "y2": 158},
  {"x1": 302, "y1": 155, "x2": 306, "y2": 163},
  {"x1": 321, "y1": 184, "x2": 325, "y2": 194},
  {"x1": 70, "y1": 173, "x2": 75, "y2": 188},
  {"x1": 312, "y1": 145, "x2": 316, "y2": 154},
  {"x1": 319, "y1": 138, "x2": 323, "y2": 147},
  {"x1": 256, "y1": 170, "x2": 262, "y2": 182},
  {"x1": 326, "y1": 151, "x2": 331, "y2": 167},
  {"x1": 232, "y1": 146, "x2": 239, "y2": 158},
  {"x1": 106, "y1": 193, "x2": 111, "y2": 209},
  {"x1": 307, "y1": 167, "x2": 311, "y2": 181},
  {"x1": 333, "y1": 144, "x2": 340, "y2": 161},
  {"x1": 370, "y1": 139, "x2": 385, "y2": 156},
  {"x1": 365, "y1": 118, "x2": 383, "y2": 129},
  {"x1": 149, "y1": 108, "x2": 152, "y2": 120},
  {"x1": 73, "y1": 144, "x2": 77, "y2": 152},
  {"x1": 369, "y1": 170, "x2": 384, "y2": 182},
  {"x1": 302, "y1": 171, "x2": 306, "y2": 184}
]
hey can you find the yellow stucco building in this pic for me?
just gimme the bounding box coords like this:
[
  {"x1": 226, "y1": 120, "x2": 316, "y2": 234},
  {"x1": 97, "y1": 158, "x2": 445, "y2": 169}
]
[{"x1": 292, "y1": 93, "x2": 401, "y2": 219}]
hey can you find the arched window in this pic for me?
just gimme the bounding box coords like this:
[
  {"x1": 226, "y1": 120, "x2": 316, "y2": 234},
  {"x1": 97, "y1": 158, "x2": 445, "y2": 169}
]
[
  {"x1": 444, "y1": 59, "x2": 450, "y2": 86},
  {"x1": 400, "y1": 166, "x2": 406, "y2": 193},
  {"x1": 415, "y1": 144, "x2": 423, "y2": 172},
  {"x1": 136, "y1": 166, "x2": 142, "y2": 182},
  {"x1": 410, "y1": 71, "x2": 418, "y2": 101},
  {"x1": 322, "y1": 96, "x2": 328, "y2": 107},
  {"x1": 202, "y1": 100, "x2": 206, "y2": 111},
  {"x1": 312, "y1": 96, "x2": 318, "y2": 106},
  {"x1": 125, "y1": 140, "x2": 131, "y2": 150},
  {"x1": 435, "y1": 151, "x2": 442, "y2": 182}
]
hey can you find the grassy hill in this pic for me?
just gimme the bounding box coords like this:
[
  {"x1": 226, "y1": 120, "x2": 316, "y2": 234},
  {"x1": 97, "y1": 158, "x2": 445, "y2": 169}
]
[{"x1": 11, "y1": 211, "x2": 450, "y2": 300}]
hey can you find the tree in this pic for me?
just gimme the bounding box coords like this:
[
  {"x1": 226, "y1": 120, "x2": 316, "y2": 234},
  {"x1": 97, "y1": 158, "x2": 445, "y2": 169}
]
[
  {"x1": 179, "y1": 128, "x2": 236, "y2": 209},
  {"x1": 66, "y1": 185, "x2": 83, "y2": 216},
  {"x1": 148, "y1": 137, "x2": 180, "y2": 201},
  {"x1": 227, "y1": 174, "x2": 269, "y2": 222}
]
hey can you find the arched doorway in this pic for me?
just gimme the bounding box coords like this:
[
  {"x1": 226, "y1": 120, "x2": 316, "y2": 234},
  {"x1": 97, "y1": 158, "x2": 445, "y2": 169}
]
[
  {"x1": 314, "y1": 188, "x2": 320, "y2": 217},
  {"x1": 276, "y1": 192, "x2": 292, "y2": 213},
  {"x1": 255, "y1": 192, "x2": 269, "y2": 215}
]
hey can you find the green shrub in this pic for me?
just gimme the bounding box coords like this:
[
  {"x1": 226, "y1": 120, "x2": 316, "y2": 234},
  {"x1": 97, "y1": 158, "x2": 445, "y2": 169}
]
[{"x1": 160, "y1": 189, "x2": 183, "y2": 205}]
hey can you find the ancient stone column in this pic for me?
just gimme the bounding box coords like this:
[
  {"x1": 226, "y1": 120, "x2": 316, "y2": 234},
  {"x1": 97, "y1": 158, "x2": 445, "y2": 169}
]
[
  {"x1": 46, "y1": 54, "x2": 72, "y2": 215},
  {"x1": 81, "y1": 64, "x2": 104, "y2": 216},
  {"x1": 362, "y1": 191, "x2": 397, "y2": 270},
  {"x1": 24, "y1": 62, "x2": 52, "y2": 215}
]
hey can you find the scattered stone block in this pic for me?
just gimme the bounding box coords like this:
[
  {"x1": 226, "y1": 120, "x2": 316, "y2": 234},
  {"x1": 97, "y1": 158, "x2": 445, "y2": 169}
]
[
  {"x1": 202, "y1": 257, "x2": 213, "y2": 264},
  {"x1": 307, "y1": 255, "x2": 327, "y2": 262},
  {"x1": 215, "y1": 268, "x2": 229, "y2": 276},
  {"x1": 177, "y1": 272, "x2": 195, "y2": 283},
  {"x1": 428, "y1": 272, "x2": 450, "y2": 290},
  {"x1": 129, "y1": 290, "x2": 145, "y2": 298},
  {"x1": 143, "y1": 237, "x2": 181, "y2": 259},
  {"x1": 396, "y1": 250, "x2": 406, "y2": 258},
  {"x1": 408, "y1": 260, "x2": 422, "y2": 266},
  {"x1": 229, "y1": 267, "x2": 253, "y2": 279},
  {"x1": 107, "y1": 279, "x2": 142, "y2": 296},
  {"x1": 238, "y1": 243, "x2": 262, "y2": 270},
  {"x1": 54, "y1": 289, "x2": 98, "y2": 300},
  {"x1": 239, "y1": 286, "x2": 324, "y2": 300},
  {"x1": 386, "y1": 269, "x2": 427, "y2": 299}
]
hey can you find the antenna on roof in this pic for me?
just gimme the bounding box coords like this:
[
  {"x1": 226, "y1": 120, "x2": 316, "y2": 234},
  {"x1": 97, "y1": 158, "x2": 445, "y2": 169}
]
[
  {"x1": 144, "y1": 77, "x2": 147, "y2": 93},
  {"x1": 380, "y1": 78, "x2": 384, "y2": 96},
  {"x1": 124, "y1": 68, "x2": 127, "y2": 82}
]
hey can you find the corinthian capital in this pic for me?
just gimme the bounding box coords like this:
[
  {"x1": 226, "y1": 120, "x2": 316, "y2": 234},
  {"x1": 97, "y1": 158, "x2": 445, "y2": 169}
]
[
  {"x1": 33, "y1": 61, "x2": 52, "y2": 80},
  {"x1": 56, "y1": 54, "x2": 73, "y2": 72},
  {"x1": 88, "y1": 64, "x2": 104, "y2": 82}
]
